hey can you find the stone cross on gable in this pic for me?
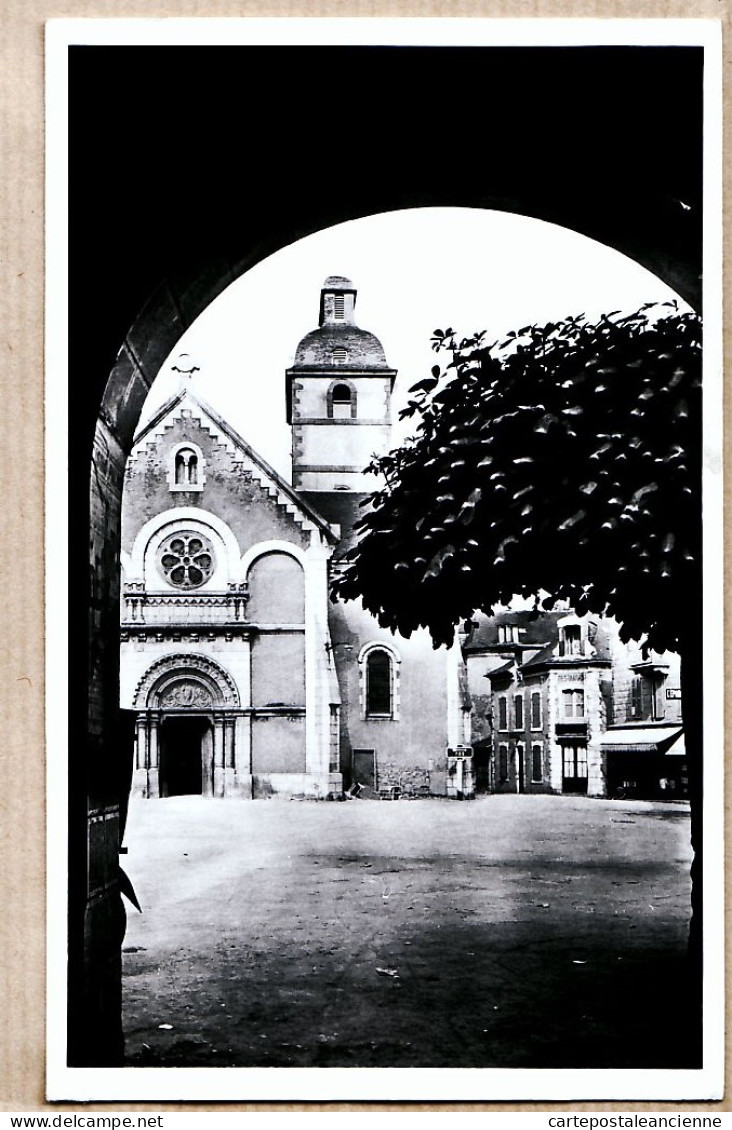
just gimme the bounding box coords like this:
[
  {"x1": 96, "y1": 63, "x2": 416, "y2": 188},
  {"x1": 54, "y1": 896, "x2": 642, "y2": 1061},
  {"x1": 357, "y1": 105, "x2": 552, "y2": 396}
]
[{"x1": 171, "y1": 353, "x2": 200, "y2": 383}]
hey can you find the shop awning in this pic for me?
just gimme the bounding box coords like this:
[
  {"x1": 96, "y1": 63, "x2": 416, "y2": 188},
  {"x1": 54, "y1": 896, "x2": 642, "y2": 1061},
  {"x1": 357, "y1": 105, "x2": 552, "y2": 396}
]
[
  {"x1": 665, "y1": 732, "x2": 686, "y2": 757},
  {"x1": 600, "y1": 726, "x2": 683, "y2": 754}
]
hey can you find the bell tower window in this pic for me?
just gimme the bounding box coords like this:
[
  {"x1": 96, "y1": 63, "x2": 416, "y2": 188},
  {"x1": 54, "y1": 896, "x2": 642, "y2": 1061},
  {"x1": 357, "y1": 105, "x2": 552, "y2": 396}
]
[
  {"x1": 168, "y1": 441, "x2": 205, "y2": 492},
  {"x1": 334, "y1": 293, "x2": 345, "y2": 319},
  {"x1": 327, "y1": 379, "x2": 357, "y2": 420}
]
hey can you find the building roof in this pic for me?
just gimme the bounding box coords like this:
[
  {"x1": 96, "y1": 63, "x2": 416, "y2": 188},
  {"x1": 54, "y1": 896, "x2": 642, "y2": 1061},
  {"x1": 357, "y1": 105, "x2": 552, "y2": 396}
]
[
  {"x1": 323, "y1": 275, "x2": 355, "y2": 291},
  {"x1": 289, "y1": 275, "x2": 395, "y2": 373},
  {"x1": 299, "y1": 490, "x2": 373, "y2": 556},
  {"x1": 485, "y1": 659, "x2": 516, "y2": 681},
  {"x1": 520, "y1": 642, "x2": 557, "y2": 670},
  {"x1": 463, "y1": 610, "x2": 565, "y2": 655},
  {"x1": 290, "y1": 324, "x2": 392, "y2": 371},
  {"x1": 465, "y1": 609, "x2": 613, "y2": 670}
]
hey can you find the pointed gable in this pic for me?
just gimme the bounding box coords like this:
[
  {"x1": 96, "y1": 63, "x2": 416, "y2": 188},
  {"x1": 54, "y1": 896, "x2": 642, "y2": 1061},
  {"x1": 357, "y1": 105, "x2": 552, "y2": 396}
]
[{"x1": 122, "y1": 387, "x2": 338, "y2": 557}]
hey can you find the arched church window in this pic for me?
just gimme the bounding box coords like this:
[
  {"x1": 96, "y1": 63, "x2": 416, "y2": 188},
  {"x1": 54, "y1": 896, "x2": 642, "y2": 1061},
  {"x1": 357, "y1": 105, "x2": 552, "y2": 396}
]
[
  {"x1": 359, "y1": 643, "x2": 400, "y2": 720},
  {"x1": 157, "y1": 530, "x2": 215, "y2": 588},
  {"x1": 331, "y1": 348, "x2": 348, "y2": 364},
  {"x1": 168, "y1": 441, "x2": 205, "y2": 492},
  {"x1": 366, "y1": 650, "x2": 392, "y2": 715},
  {"x1": 174, "y1": 447, "x2": 198, "y2": 485}
]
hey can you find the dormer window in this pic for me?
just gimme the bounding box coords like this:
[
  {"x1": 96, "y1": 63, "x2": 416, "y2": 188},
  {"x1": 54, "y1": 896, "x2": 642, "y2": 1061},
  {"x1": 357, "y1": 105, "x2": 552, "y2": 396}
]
[
  {"x1": 560, "y1": 624, "x2": 582, "y2": 657},
  {"x1": 168, "y1": 441, "x2": 205, "y2": 492}
]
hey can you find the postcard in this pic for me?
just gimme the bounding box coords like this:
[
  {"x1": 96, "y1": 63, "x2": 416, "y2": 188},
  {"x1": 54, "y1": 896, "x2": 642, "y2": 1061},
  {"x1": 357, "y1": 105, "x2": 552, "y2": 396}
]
[{"x1": 45, "y1": 16, "x2": 724, "y2": 1104}]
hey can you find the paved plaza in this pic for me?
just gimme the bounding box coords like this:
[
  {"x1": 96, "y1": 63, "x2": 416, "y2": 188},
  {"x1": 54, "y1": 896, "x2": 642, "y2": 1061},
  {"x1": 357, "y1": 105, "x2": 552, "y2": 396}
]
[{"x1": 121, "y1": 794, "x2": 697, "y2": 1069}]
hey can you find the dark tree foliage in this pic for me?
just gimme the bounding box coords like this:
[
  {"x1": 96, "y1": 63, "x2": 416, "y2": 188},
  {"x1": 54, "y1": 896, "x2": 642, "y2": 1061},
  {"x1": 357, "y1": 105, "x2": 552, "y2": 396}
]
[{"x1": 333, "y1": 304, "x2": 702, "y2": 654}]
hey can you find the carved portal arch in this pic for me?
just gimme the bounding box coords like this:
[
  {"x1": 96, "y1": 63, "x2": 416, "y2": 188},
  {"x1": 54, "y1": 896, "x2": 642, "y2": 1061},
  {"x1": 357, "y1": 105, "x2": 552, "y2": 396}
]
[{"x1": 133, "y1": 653, "x2": 240, "y2": 710}]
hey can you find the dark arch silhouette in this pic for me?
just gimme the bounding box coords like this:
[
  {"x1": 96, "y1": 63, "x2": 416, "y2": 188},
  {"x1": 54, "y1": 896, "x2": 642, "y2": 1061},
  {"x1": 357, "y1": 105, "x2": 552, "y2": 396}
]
[{"x1": 68, "y1": 44, "x2": 703, "y2": 1065}]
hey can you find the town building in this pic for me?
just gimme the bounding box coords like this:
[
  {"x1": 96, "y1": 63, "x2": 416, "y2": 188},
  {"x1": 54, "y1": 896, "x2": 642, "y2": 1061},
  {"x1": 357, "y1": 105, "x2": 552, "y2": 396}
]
[
  {"x1": 463, "y1": 611, "x2": 685, "y2": 799},
  {"x1": 600, "y1": 640, "x2": 686, "y2": 798},
  {"x1": 119, "y1": 276, "x2": 470, "y2": 800}
]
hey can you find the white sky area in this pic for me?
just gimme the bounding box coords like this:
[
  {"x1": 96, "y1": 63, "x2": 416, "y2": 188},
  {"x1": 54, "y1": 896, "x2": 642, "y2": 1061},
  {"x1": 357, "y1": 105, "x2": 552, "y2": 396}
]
[{"x1": 139, "y1": 207, "x2": 687, "y2": 480}]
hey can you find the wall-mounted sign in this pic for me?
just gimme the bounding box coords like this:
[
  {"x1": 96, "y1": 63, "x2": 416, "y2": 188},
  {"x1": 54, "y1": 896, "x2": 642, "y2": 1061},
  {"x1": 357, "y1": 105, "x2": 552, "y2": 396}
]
[{"x1": 666, "y1": 687, "x2": 682, "y2": 700}]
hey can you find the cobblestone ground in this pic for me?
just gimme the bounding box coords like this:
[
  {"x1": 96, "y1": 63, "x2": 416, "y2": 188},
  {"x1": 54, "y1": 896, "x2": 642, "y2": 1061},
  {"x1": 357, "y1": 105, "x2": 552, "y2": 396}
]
[{"x1": 121, "y1": 794, "x2": 698, "y2": 1070}]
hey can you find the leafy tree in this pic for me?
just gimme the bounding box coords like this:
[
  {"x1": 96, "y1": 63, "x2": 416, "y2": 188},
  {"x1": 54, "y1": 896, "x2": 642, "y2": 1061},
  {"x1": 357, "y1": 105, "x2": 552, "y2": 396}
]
[
  {"x1": 333, "y1": 304, "x2": 703, "y2": 1026},
  {"x1": 333, "y1": 303, "x2": 701, "y2": 653}
]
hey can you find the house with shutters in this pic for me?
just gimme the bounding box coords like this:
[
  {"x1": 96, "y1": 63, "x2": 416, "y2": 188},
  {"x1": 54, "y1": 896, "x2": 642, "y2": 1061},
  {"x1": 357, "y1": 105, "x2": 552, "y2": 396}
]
[
  {"x1": 463, "y1": 610, "x2": 685, "y2": 799},
  {"x1": 119, "y1": 275, "x2": 471, "y2": 801}
]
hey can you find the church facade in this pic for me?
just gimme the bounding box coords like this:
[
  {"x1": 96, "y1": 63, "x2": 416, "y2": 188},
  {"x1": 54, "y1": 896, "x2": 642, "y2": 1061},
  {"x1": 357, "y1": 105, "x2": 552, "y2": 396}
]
[{"x1": 120, "y1": 276, "x2": 471, "y2": 800}]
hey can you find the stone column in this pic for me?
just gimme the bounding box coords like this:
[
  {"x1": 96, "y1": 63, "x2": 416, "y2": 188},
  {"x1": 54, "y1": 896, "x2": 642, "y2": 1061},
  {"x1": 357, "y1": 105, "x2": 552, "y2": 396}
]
[
  {"x1": 223, "y1": 716, "x2": 237, "y2": 797},
  {"x1": 135, "y1": 716, "x2": 147, "y2": 770},
  {"x1": 212, "y1": 713, "x2": 225, "y2": 798},
  {"x1": 148, "y1": 714, "x2": 159, "y2": 768},
  {"x1": 147, "y1": 713, "x2": 160, "y2": 798},
  {"x1": 224, "y1": 717, "x2": 235, "y2": 768},
  {"x1": 131, "y1": 714, "x2": 150, "y2": 798}
]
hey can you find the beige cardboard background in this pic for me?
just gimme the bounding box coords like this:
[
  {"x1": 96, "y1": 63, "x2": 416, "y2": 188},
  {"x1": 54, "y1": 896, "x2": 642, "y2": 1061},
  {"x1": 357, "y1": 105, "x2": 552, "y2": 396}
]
[{"x1": 1, "y1": 0, "x2": 728, "y2": 1112}]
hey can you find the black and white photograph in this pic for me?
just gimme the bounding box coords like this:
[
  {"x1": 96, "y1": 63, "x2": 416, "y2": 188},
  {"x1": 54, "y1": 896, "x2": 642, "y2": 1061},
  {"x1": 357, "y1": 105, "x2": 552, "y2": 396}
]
[{"x1": 47, "y1": 17, "x2": 724, "y2": 1103}]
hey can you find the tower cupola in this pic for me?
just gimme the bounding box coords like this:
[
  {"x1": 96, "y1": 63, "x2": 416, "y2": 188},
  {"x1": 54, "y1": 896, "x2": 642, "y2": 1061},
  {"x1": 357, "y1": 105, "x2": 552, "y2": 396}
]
[
  {"x1": 290, "y1": 276, "x2": 391, "y2": 375},
  {"x1": 286, "y1": 277, "x2": 397, "y2": 511}
]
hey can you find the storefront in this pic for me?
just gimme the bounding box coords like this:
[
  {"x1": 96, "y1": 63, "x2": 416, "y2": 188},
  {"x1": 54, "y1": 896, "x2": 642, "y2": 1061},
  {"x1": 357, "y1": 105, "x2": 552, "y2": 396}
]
[{"x1": 600, "y1": 725, "x2": 687, "y2": 800}]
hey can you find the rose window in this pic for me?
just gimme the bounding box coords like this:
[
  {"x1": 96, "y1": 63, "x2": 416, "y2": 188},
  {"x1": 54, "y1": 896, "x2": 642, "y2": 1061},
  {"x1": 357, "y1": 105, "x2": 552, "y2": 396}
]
[{"x1": 157, "y1": 531, "x2": 215, "y2": 588}]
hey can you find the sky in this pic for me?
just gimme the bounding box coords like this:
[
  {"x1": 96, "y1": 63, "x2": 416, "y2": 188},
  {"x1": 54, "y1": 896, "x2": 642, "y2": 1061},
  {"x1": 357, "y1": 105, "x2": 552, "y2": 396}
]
[{"x1": 139, "y1": 207, "x2": 687, "y2": 480}]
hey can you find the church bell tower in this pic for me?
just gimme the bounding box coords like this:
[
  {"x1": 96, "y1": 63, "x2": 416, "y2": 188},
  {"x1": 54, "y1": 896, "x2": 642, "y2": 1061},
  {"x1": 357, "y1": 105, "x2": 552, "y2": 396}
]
[{"x1": 286, "y1": 276, "x2": 397, "y2": 530}]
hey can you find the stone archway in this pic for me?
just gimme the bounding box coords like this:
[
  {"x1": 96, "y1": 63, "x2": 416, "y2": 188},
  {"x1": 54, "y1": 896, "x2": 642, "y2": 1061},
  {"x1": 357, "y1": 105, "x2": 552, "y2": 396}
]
[
  {"x1": 133, "y1": 653, "x2": 240, "y2": 711},
  {"x1": 131, "y1": 655, "x2": 241, "y2": 801}
]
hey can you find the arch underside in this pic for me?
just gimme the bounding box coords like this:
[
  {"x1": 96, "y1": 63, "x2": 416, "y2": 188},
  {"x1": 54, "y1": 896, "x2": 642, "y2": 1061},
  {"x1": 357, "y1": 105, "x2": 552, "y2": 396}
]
[{"x1": 80, "y1": 48, "x2": 701, "y2": 460}]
